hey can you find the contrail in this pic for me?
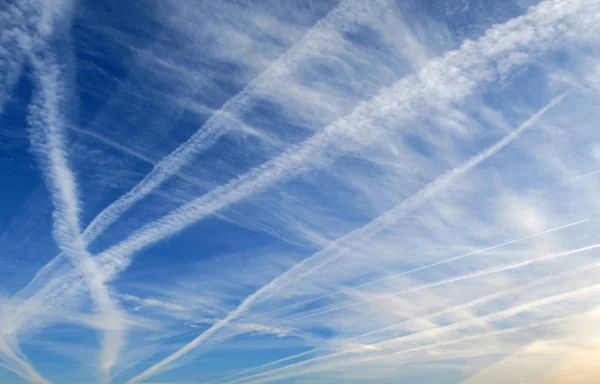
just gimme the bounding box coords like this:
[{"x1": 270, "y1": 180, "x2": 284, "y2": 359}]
[
  {"x1": 5, "y1": 0, "x2": 596, "y2": 379},
  {"x1": 0, "y1": 0, "x2": 77, "y2": 382},
  {"x1": 0, "y1": 337, "x2": 50, "y2": 384},
  {"x1": 103, "y1": 0, "x2": 587, "y2": 282},
  {"x1": 68, "y1": 126, "x2": 157, "y2": 166},
  {"x1": 243, "y1": 218, "x2": 588, "y2": 322},
  {"x1": 67, "y1": 125, "x2": 218, "y2": 193},
  {"x1": 8, "y1": 0, "x2": 395, "y2": 325},
  {"x1": 23, "y1": 5, "x2": 127, "y2": 381},
  {"x1": 227, "y1": 282, "x2": 600, "y2": 383},
  {"x1": 27, "y1": 49, "x2": 126, "y2": 384},
  {"x1": 75, "y1": 0, "x2": 395, "y2": 249},
  {"x1": 4, "y1": 0, "x2": 390, "y2": 374},
  {"x1": 224, "y1": 88, "x2": 575, "y2": 338},
  {"x1": 279, "y1": 242, "x2": 600, "y2": 323},
  {"x1": 346, "y1": 282, "x2": 600, "y2": 361},
  {"x1": 13, "y1": 0, "x2": 396, "y2": 296},
  {"x1": 269, "y1": 89, "x2": 573, "y2": 297},
  {"x1": 186, "y1": 88, "x2": 576, "y2": 349},
  {"x1": 126, "y1": 70, "x2": 575, "y2": 384},
  {"x1": 212, "y1": 258, "x2": 600, "y2": 383},
  {"x1": 244, "y1": 312, "x2": 599, "y2": 384},
  {"x1": 80, "y1": 1, "x2": 600, "y2": 381}
]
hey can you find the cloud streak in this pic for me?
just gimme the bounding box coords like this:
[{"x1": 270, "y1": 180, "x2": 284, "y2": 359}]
[
  {"x1": 124, "y1": 7, "x2": 585, "y2": 378},
  {"x1": 99, "y1": 0, "x2": 593, "y2": 280},
  {"x1": 21, "y1": 1, "x2": 127, "y2": 381},
  {"x1": 213, "y1": 257, "x2": 600, "y2": 384},
  {"x1": 2, "y1": 0, "x2": 600, "y2": 382},
  {"x1": 226, "y1": 282, "x2": 600, "y2": 384},
  {"x1": 15, "y1": 0, "x2": 396, "y2": 296}
]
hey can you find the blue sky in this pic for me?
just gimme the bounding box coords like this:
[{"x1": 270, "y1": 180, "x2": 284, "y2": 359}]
[{"x1": 2, "y1": 0, "x2": 600, "y2": 383}]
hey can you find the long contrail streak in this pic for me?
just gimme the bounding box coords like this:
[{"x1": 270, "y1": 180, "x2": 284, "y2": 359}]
[
  {"x1": 228, "y1": 283, "x2": 600, "y2": 383},
  {"x1": 279, "y1": 242, "x2": 599, "y2": 322},
  {"x1": 21, "y1": 1, "x2": 127, "y2": 380},
  {"x1": 5, "y1": 1, "x2": 596, "y2": 382},
  {"x1": 211, "y1": 259, "x2": 600, "y2": 383},
  {"x1": 127, "y1": 86, "x2": 574, "y2": 383},
  {"x1": 13, "y1": 0, "x2": 395, "y2": 304},
  {"x1": 242, "y1": 218, "x2": 587, "y2": 322}
]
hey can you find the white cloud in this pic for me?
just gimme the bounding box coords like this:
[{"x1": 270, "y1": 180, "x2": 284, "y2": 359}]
[{"x1": 2, "y1": 0, "x2": 600, "y2": 383}]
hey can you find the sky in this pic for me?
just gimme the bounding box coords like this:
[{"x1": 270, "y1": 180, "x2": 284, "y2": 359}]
[{"x1": 1, "y1": 0, "x2": 600, "y2": 383}]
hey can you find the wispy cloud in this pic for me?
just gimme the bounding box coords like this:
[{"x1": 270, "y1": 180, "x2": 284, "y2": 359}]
[
  {"x1": 100, "y1": 0, "x2": 596, "y2": 275},
  {"x1": 125, "y1": 86, "x2": 574, "y2": 383},
  {"x1": 18, "y1": 0, "x2": 128, "y2": 381},
  {"x1": 212, "y1": 257, "x2": 600, "y2": 384},
  {"x1": 0, "y1": 336, "x2": 49, "y2": 384},
  {"x1": 2, "y1": 0, "x2": 600, "y2": 383},
  {"x1": 4, "y1": 0, "x2": 404, "y2": 343},
  {"x1": 17, "y1": 0, "x2": 399, "y2": 287},
  {"x1": 28, "y1": 53, "x2": 127, "y2": 381},
  {"x1": 223, "y1": 287, "x2": 600, "y2": 384}
]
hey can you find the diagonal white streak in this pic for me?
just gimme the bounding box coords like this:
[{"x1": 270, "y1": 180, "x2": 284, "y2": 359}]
[
  {"x1": 4, "y1": 1, "x2": 597, "y2": 380},
  {"x1": 243, "y1": 90, "x2": 573, "y2": 311},
  {"x1": 71, "y1": 0, "x2": 394, "y2": 247},
  {"x1": 244, "y1": 313, "x2": 595, "y2": 384},
  {"x1": 213, "y1": 92, "x2": 576, "y2": 366},
  {"x1": 244, "y1": 218, "x2": 588, "y2": 322},
  {"x1": 125, "y1": 85, "x2": 572, "y2": 382},
  {"x1": 0, "y1": 1, "x2": 77, "y2": 382},
  {"x1": 13, "y1": 0, "x2": 395, "y2": 303},
  {"x1": 278, "y1": 242, "x2": 600, "y2": 322},
  {"x1": 27, "y1": 53, "x2": 126, "y2": 384},
  {"x1": 211, "y1": 258, "x2": 600, "y2": 383},
  {"x1": 0, "y1": 0, "x2": 390, "y2": 379},
  {"x1": 22, "y1": 5, "x2": 127, "y2": 381},
  {"x1": 0, "y1": 338, "x2": 49, "y2": 384},
  {"x1": 228, "y1": 283, "x2": 600, "y2": 384},
  {"x1": 101, "y1": 0, "x2": 590, "y2": 282}
]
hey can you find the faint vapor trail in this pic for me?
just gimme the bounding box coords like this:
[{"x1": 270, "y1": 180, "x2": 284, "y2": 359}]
[
  {"x1": 21, "y1": 0, "x2": 395, "y2": 286},
  {"x1": 5, "y1": 1, "x2": 597, "y2": 381},
  {"x1": 245, "y1": 218, "x2": 588, "y2": 322},
  {"x1": 23, "y1": 3, "x2": 127, "y2": 380},
  {"x1": 228, "y1": 89, "x2": 573, "y2": 334},
  {"x1": 10, "y1": 0, "x2": 394, "y2": 324},
  {"x1": 0, "y1": 338, "x2": 49, "y2": 384},
  {"x1": 212, "y1": 257, "x2": 600, "y2": 383},
  {"x1": 279, "y1": 242, "x2": 600, "y2": 322},
  {"x1": 227, "y1": 284, "x2": 600, "y2": 383},
  {"x1": 127, "y1": 88, "x2": 573, "y2": 383}
]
